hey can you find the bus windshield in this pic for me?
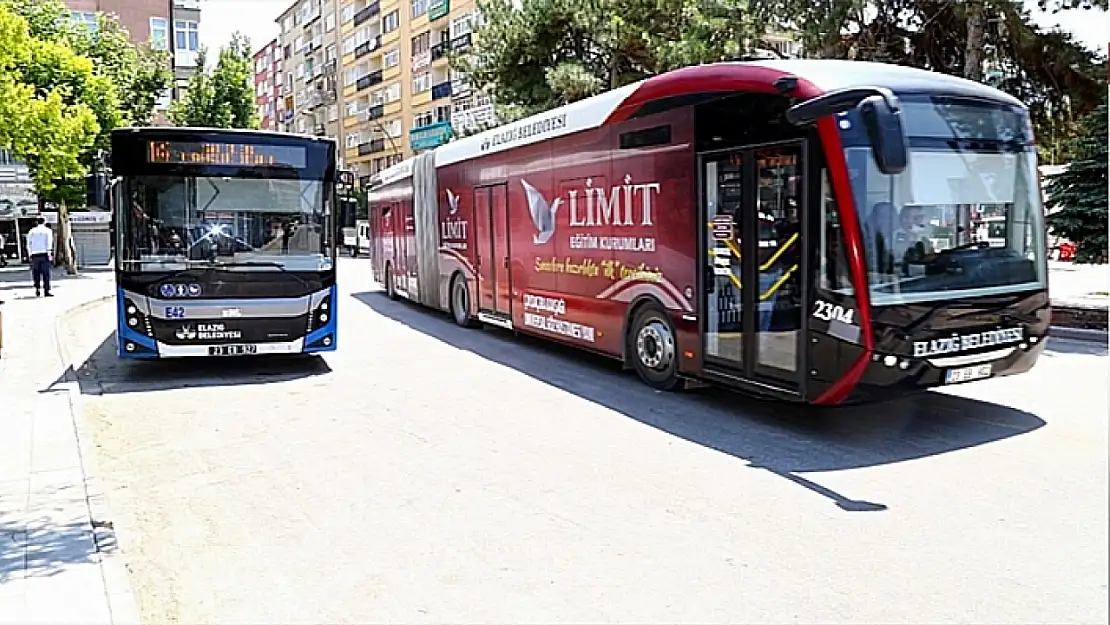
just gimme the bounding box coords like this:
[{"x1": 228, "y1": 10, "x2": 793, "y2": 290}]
[
  {"x1": 119, "y1": 175, "x2": 332, "y2": 272},
  {"x1": 840, "y1": 97, "x2": 1046, "y2": 306}
]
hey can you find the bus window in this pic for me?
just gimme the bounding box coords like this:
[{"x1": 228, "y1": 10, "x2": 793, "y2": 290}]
[
  {"x1": 838, "y1": 97, "x2": 1046, "y2": 305},
  {"x1": 818, "y1": 169, "x2": 853, "y2": 294}
]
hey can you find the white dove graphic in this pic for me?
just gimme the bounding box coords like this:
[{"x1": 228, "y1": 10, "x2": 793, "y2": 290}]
[
  {"x1": 520, "y1": 179, "x2": 561, "y2": 245},
  {"x1": 446, "y1": 188, "x2": 459, "y2": 215}
]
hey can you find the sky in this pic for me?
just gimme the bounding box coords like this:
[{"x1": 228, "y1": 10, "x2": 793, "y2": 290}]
[{"x1": 197, "y1": 0, "x2": 1108, "y2": 66}]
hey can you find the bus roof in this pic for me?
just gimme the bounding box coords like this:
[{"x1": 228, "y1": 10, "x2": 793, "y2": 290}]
[
  {"x1": 111, "y1": 126, "x2": 337, "y2": 145},
  {"x1": 373, "y1": 59, "x2": 1024, "y2": 186}
]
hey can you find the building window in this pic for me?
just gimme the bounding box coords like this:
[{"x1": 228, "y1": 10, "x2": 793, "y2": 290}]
[
  {"x1": 71, "y1": 11, "x2": 99, "y2": 32},
  {"x1": 326, "y1": 44, "x2": 337, "y2": 63},
  {"x1": 382, "y1": 10, "x2": 399, "y2": 33},
  {"x1": 149, "y1": 17, "x2": 168, "y2": 50},
  {"x1": 435, "y1": 105, "x2": 451, "y2": 124},
  {"x1": 412, "y1": 72, "x2": 431, "y2": 93},
  {"x1": 283, "y1": 16, "x2": 294, "y2": 32},
  {"x1": 342, "y1": 35, "x2": 356, "y2": 55},
  {"x1": 325, "y1": 13, "x2": 336, "y2": 31},
  {"x1": 450, "y1": 13, "x2": 473, "y2": 39},
  {"x1": 328, "y1": 105, "x2": 339, "y2": 121},
  {"x1": 411, "y1": 0, "x2": 428, "y2": 18},
  {"x1": 345, "y1": 66, "x2": 359, "y2": 86},
  {"x1": 384, "y1": 48, "x2": 400, "y2": 68},
  {"x1": 385, "y1": 83, "x2": 401, "y2": 102},
  {"x1": 411, "y1": 32, "x2": 430, "y2": 55},
  {"x1": 175, "y1": 20, "x2": 199, "y2": 51},
  {"x1": 385, "y1": 119, "x2": 402, "y2": 137},
  {"x1": 341, "y1": 3, "x2": 355, "y2": 23},
  {"x1": 413, "y1": 110, "x2": 433, "y2": 128}
]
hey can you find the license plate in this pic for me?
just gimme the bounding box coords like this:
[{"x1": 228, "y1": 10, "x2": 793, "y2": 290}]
[
  {"x1": 945, "y1": 364, "x2": 992, "y2": 384},
  {"x1": 208, "y1": 344, "x2": 258, "y2": 356}
]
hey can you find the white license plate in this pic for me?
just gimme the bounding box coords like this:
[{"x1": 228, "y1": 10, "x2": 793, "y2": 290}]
[
  {"x1": 208, "y1": 344, "x2": 258, "y2": 356},
  {"x1": 945, "y1": 364, "x2": 993, "y2": 384}
]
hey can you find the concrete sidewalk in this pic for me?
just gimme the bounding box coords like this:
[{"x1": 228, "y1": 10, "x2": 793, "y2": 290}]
[{"x1": 0, "y1": 265, "x2": 137, "y2": 624}]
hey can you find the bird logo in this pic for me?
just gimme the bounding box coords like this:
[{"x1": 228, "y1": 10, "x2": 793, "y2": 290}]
[
  {"x1": 446, "y1": 188, "x2": 459, "y2": 215},
  {"x1": 520, "y1": 179, "x2": 561, "y2": 245}
]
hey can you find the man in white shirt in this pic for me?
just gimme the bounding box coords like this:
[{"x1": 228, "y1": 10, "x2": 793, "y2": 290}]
[{"x1": 26, "y1": 217, "x2": 54, "y2": 297}]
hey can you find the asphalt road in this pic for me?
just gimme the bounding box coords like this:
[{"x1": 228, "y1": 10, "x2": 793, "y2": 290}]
[{"x1": 63, "y1": 258, "x2": 1108, "y2": 624}]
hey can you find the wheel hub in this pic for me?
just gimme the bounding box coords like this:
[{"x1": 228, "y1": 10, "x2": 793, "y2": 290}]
[{"x1": 636, "y1": 321, "x2": 674, "y2": 371}]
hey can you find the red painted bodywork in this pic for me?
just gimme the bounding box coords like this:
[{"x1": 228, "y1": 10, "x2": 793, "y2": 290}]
[{"x1": 371, "y1": 63, "x2": 880, "y2": 402}]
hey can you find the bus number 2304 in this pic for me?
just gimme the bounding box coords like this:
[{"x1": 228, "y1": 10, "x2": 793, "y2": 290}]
[{"x1": 812, "y1": 300, "x2": 855, "y2": 325}]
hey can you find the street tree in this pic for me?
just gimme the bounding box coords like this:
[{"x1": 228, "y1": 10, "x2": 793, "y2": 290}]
[
  {"x1": 170, "y1": 33, "x2": 259, "y2": 129},
  {"x1": 1044, "y1": 95, "x2": 1108, "y2": 264},
  {"x1": 0, "y1": 2, "x2": 104, "y2": 274},
  {"x1": 459, "y1": 0, "x2": 768, "y2": 119}
]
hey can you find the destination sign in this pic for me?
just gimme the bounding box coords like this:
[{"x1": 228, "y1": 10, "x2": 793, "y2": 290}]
[{"x1": 147, "y1": 141, "x2": 306, "y2": 168}]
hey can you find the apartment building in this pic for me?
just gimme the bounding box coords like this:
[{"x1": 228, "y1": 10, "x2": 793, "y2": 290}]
[
  {"x1": 63, "y1": 0, "x2": 202, "y2": 115},
  {"x1": 338, "y1": 0, "x2": 493, "y2": 180},
  {"x1": 253, "y1": 39, "x2": 285, "y2": 130},
  {"x1": 273, "y1": 0, "x2": 343, "y2": 144}
]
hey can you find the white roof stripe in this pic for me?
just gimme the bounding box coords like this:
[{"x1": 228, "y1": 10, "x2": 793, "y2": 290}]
[{"x1": 433, "y1": 82, "x2": 640, "y2": 168}]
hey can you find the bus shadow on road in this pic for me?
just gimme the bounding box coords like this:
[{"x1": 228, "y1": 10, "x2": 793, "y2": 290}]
[
  {"x1": 61, "y1": 331, "x2": 332, "y2": 395},
  {"x1": 354, "y1": 290, "x2": 1047, "y2": 513}
]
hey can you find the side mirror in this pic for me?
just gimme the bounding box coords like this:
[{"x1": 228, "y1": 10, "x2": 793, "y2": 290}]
[
  {"x1": 85, "y1": 173, "x2": 109, "y2": 208},
  {"x1": 857, "y1": 95, "x2": 908, "y2": 175},
  {"x1": 786, "y1": 85, "x2": 909, "y2": 175}
]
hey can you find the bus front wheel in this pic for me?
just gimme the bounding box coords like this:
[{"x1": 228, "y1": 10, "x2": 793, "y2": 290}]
[{"x1": 628, "y1": 305, "x2": 683, "y2": 392}]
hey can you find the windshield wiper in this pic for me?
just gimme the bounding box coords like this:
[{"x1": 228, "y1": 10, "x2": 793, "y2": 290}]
[{"x1": 208, "y1": 261, "x2": 315, "y2": 288}]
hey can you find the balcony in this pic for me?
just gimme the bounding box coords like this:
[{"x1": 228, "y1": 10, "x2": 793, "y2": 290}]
[
  {"x1": 353, "y1": 2, "x2": 380, "y2": 26},
  {"x1": 449, "y1": 33, "x2": 472, "y2": 52},
  {"x1": 412, "y1": 50, "x2": 431, "y2": 70},
  {"x1": 355, "y1": 69, "x2": 383, "y2": 91},
  {"x1": 431, "y1": 81, "x2": 452, "y2": 100},
  {"x1": 359, "y1": 104, "x2": 385, "y2": 121},
  {"x1": 430, "y1": 40, "x2": 449, "y2": 61},
  {"x1": 409, "y1": 121, "x2": 452, "y2": 151},
  {"x1": 358, "y1": 138, "x2": 386, "y2": 155},
  {"x1": 354, "y1": 35, "x2": 381, "y2": 59}
]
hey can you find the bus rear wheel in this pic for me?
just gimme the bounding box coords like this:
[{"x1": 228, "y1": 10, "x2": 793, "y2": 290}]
[
  {"x1": 384, "y1": 264, "x2": 398, "y2": 300},
  {"x1": 628, "y1": 305, "x2": 683, "y2": 391},
  {"x1": 449, "y1": 274, "x2": 477, "y2": 328}
]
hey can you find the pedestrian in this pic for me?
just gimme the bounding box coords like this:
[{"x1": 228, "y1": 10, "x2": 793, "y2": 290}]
[{"x1": 26, "y1": 217, "x2": 53, "y2": 297}]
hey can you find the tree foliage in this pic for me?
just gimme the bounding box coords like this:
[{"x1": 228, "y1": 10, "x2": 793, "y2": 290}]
[
  {"x1": 459, "y1": 0, "x2": 769, "y2": 118},
  {"x1": 169, "y1": 33, "x2": 259, "y2": 129},
  {"x1": 1044, "y1": 95, "x2": 1108, "y2": 263}
]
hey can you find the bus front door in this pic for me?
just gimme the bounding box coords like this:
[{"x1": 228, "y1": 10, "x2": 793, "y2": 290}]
[{"x1": 700, "y1": 141, "x2": 807, "y2": 396}]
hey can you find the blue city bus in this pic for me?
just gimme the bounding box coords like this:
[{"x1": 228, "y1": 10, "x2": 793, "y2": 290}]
[{"x1": 99, "y1": 127, "x2": 340, "y2": 359}]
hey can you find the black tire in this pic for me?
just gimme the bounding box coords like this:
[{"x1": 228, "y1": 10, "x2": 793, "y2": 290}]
[
  {"x1": 449, "y1": 274, "x2": 477, "y2": 328},
  {"x1": 627, "y1": 305, "x2": 684, "y2": 391},
  {"x1": 384, "y1": 263, "x2": 398, "y2": 300}
]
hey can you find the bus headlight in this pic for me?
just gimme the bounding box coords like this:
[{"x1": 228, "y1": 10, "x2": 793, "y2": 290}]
[
  {"x1": 122, "y1": 298, "x2": 154, "y2": 337},
  {"x1": 307, "y1": 294, "x2": 333, "y2": 332}
]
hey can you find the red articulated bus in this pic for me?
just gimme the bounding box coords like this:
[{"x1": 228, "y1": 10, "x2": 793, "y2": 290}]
[{"x1": 368, "y1": 60, "x2": 1050, "y2": 405}]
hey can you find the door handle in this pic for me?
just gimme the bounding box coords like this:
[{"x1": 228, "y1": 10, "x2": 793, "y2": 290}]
[{"x1": 503, "y1": 257, "x2": 509, "y2": 269}]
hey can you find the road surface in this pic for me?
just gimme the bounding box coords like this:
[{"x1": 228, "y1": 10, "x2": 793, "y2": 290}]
[{"x1": 62, "y1": 259, "x2": 1108, "y2": 624}]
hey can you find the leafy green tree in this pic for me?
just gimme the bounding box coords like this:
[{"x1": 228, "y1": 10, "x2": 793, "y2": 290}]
[
  {"x1": 170, "y1": 32, "x2": 258, "y2": 129},
  {"x1": 70, "y1": 13, "x2": 173, "y2": 128},
  {"x1": 460, "y1": 0, "x2": 766, "y2": 118},
  {"x1": 0, "y1": 3, "x2": 100, "y2": 274},
  {"x1": 1045, "y1": 95, "x2": 1108, "y2": 264}
]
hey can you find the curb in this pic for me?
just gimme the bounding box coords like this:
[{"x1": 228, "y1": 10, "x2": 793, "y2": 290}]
[
  {"x1": 52, "y1": 291, "x2": 143, "y2": 625},
  {"x1": 1049, "y1": 325, "x2": 1109, "y2": 344}
]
